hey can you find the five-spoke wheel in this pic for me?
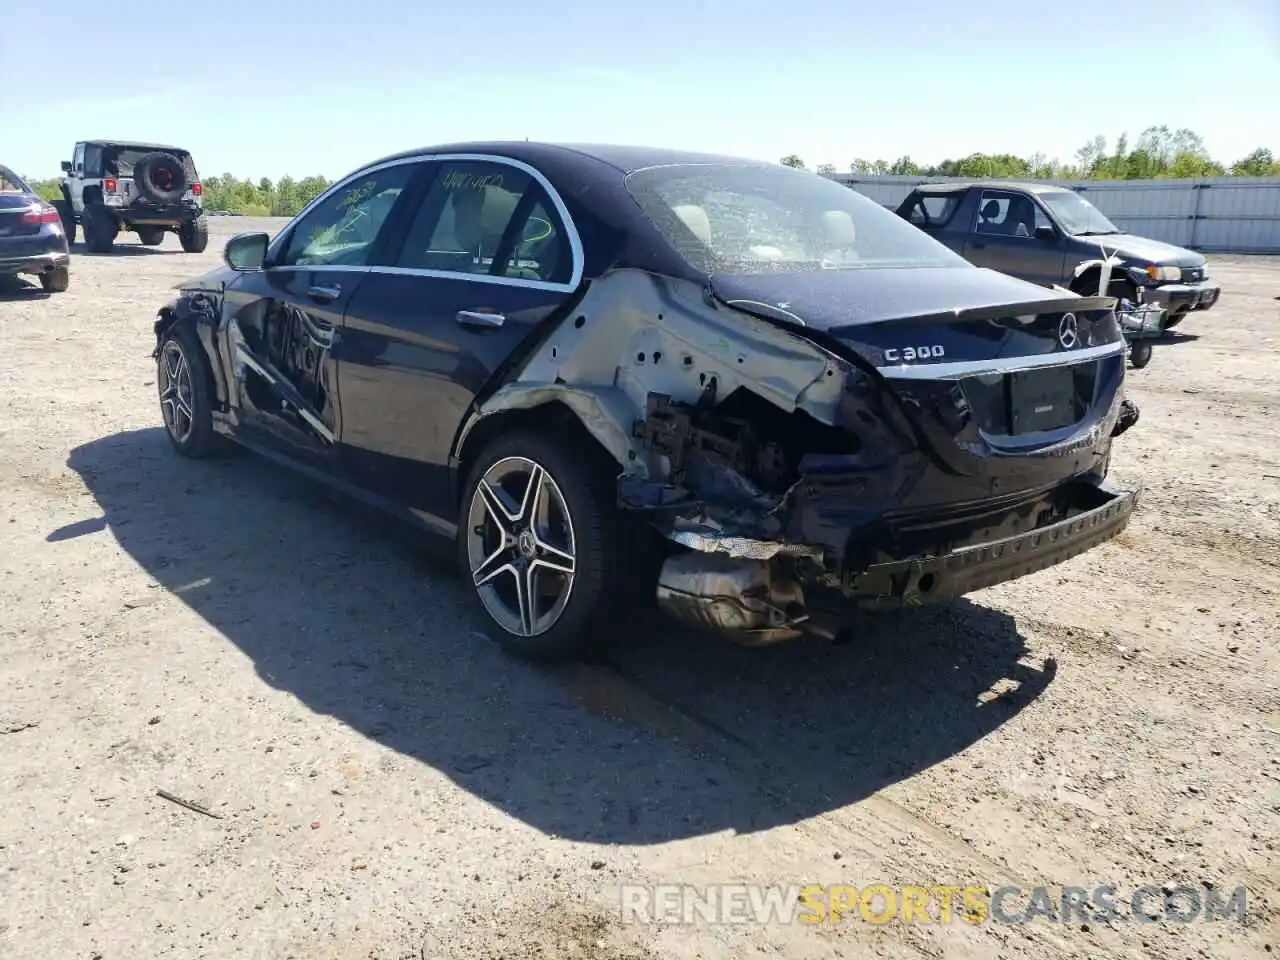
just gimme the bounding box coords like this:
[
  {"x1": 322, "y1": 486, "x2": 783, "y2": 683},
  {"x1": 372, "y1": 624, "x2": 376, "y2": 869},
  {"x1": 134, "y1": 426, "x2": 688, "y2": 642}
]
[
  {"x1": 155, "y1": 322, "x2": 224, "y2": 459},
  {"x1": 466, "y1": 456, "x2": 578, "y2": 638},
  {"x1": 459, "y1": 430, "x2": 624, "y2": 659},
  {"x1": 159, "y1": 339, "x2": 195, "y2": 446}
]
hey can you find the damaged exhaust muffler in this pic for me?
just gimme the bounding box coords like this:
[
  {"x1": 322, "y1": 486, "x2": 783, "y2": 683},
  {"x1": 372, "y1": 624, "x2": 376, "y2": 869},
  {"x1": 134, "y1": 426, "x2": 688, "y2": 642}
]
[{"x1": 655, "y1": 551, "x2": 810, "y2": 646}]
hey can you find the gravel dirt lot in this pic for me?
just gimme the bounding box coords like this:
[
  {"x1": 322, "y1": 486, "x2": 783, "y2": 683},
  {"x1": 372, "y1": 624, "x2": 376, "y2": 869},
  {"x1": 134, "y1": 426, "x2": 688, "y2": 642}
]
[{"x1": 1, "y1": 218, "x2": 1277, "y2": 959}]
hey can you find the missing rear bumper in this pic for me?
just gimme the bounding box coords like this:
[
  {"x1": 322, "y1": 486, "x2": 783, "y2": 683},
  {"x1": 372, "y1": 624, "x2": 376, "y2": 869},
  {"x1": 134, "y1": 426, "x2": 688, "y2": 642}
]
[{"x1": 654, "y1": 479, "x2": 1139, "y2": 642}]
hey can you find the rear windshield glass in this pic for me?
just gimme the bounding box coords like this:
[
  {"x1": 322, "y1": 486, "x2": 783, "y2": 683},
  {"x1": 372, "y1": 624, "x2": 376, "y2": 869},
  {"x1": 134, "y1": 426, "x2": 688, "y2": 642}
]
[
  {"x1": 0, "y1": 166, "x2": 29, "y2": 193},
  {"x1": 103, "y1": 147, "x2": 198, "y2": 179},
  {"x1": 624, "y1": 163, "x2": 969, "y2": 274}
]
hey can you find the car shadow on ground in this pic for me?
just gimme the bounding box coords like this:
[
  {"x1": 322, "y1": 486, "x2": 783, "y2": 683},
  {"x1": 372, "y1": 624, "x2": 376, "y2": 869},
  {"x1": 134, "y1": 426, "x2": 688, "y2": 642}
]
[
  {"x1": 0, "y1": 276, "x2": 50, "y2": 301},
  {"x1": 62, "y1": 428, "x2": 1055, "y2": 845},
  {"x1": 70, "y1": 244, "x2": 180, "y2": 257}
]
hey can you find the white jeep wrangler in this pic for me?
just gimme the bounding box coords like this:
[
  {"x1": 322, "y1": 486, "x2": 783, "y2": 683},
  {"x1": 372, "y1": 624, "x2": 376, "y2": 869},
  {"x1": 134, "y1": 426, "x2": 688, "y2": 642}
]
[{"x1": 55, "y1": 140, "x2": 209, "y2": 254}]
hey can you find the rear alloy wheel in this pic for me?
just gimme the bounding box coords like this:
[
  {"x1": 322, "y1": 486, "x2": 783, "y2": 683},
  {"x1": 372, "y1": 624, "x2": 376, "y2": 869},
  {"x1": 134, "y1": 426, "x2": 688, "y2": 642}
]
[
  {"x1": 179, "y1": 216, "x2": 209, "y2": 253},
  {"x1": 136, "y1": 226, "x2": 165, "y2": 246},
  {"x1": 459, "y1": 431, "x2": 620, "y2": 660},
  {"x1": 157, "y1": 323, "x2": 223, "y2": 458},
  {"x1": 39, "y1": 266, "x2": 70, "y2": 293}
]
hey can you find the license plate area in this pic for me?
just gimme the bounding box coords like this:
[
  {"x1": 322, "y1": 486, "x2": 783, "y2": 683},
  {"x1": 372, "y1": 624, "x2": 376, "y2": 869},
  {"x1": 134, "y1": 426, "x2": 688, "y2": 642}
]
[{"x1": 1009, "y1": 366, "x2": 1082, "y2": 434}]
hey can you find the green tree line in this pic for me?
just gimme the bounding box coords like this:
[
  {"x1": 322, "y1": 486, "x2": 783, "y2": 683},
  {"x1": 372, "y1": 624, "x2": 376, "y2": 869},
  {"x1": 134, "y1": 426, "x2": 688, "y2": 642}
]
[
  {"x1": 781, "y1": 127, "x2": 1280, "y2": 180},
  {"x1": 23, "y1": 172, "x2": 335, "y2": 217}
]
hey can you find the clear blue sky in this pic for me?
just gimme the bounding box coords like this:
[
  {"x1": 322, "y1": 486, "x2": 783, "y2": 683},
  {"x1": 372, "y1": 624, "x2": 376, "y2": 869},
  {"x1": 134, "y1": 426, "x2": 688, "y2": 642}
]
[{"x1": 3, "y1": 0, "x2": 1277, "y2": 181}]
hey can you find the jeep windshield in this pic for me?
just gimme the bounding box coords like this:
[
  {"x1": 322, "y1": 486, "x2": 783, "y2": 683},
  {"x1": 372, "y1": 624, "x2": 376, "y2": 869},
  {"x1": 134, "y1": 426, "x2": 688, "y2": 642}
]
[
  {"x1": 1040, "y1": 189, "x2": 1121, "y2": 236},
  {"x1": 624, "y1": 163, "x2": 969, "y2": 275}
]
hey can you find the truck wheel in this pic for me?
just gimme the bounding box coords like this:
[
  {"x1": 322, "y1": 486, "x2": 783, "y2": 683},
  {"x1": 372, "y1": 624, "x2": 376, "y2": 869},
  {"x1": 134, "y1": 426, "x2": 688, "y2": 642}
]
[
  {"x1": 179, "y1": 216, "x2": 209, "y2": 253},
  {"x1": 1129, "y1": 340, "x2": 1152, "y2": 369},
  {"x1": 81, "y1": 206, "x2": 117, "y2": 254},
  {"x1": 52, "y1": 200, "x2": 75, "y2": 245},
  {"x1": 136, "y1": 226, "x2": 165, "y2": 246},
  {"x1": 40, "y1": 266, "x2": 70, "y2": 294},
  {"x1": 1163, "y1": 310, "x2": 1186, "y2": 330}
]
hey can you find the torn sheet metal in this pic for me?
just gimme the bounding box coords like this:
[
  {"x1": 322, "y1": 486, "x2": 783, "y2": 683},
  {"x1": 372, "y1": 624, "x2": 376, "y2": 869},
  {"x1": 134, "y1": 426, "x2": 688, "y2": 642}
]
[{"x1": 666, "y1": 516, "x2": 823, "y2": 561}]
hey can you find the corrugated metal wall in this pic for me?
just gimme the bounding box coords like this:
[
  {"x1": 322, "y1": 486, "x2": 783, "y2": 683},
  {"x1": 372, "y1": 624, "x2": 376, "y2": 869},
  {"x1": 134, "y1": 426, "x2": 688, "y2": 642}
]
[{"x1": 831, "y1": 174, "x2": 1280, "y2": 254}]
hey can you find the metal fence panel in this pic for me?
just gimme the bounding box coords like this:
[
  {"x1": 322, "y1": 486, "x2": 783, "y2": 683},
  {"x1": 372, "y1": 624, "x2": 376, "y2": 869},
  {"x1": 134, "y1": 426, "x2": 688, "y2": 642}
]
[{"x1": 834, "y1": 173, "x2": 1280, "y2": 254}]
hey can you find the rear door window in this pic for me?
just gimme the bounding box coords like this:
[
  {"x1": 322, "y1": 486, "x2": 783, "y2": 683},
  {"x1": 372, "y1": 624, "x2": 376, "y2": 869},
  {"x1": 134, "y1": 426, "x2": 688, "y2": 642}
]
[
  {"x1": 904, "y1": 194, "x2": 959, "y2": 228},
  {"x1": 393, "y1": 160, "x2": 573, "y2": 285}
]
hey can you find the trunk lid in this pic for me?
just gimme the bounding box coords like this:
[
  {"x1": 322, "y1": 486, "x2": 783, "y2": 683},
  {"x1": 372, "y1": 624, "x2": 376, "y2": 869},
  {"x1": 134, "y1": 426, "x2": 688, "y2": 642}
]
[
  {"x1": 0, "y1": 193, "x2": 41, "y2": 238},
  {"x1": 712, "y1": 265, "x2": 1126, "y2": 488}
]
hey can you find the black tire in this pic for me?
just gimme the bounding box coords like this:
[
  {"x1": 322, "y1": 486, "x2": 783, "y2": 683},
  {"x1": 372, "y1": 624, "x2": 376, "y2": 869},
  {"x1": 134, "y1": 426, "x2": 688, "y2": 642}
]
[
  {"x1": 136, "y1": 226, "x2": 165, "y2": 246},
  {"x1": 156, "y1": 321, "x2": 225, "y2": 459},
  {"x1": 1129, "y1": 340, "x2": 1153, "y2": 369},
  {"x1": 133, "y1": 152, "x2": 187, "y2": 204},
  {"x1": 52, "y1": 199, "x2": 75, "y2": 245},
  {"x1": 179, "y1": 216, "x2": 209, "y2": 253},
  {"x1": 1163, "y1": 310, "x2": 1186, "y2": 330},
  {"x1": 39, "y1": 266, "x2": 70, "y2": 293},
  {"x1": 81, "y1": 206, "x2": 117, "y2": 254},
  {"x1": 457, "y1": 429, "x2": 627, "y2": 661}
]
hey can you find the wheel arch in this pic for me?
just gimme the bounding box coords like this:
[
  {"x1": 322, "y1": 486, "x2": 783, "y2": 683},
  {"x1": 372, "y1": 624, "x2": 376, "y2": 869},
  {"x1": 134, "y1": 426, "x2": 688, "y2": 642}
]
[
  {"x1": 450, "y1": 394, "x2": 629, "y2": 511},
  {"x1": 153, "y1": 296, "x2": 230, "y2": 411}
]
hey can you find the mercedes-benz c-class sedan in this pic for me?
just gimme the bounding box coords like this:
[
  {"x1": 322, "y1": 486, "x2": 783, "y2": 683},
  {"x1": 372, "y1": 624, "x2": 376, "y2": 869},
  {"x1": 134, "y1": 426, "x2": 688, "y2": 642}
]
[{"x1": 150, "y1": 142, "x2": 1141, "y2": 659}]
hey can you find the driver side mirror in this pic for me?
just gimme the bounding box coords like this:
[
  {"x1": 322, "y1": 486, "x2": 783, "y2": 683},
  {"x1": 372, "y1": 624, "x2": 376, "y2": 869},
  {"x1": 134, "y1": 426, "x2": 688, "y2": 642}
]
[
  {"x1": 224, "y1": 232, "x2": 269, "y2": 272},
  {"x1": 60, "y1": 161, "x2": 72, "y2": 173},
  {"x1": 1035, "y1": 224, "x2": 1057, "y2": 243}
]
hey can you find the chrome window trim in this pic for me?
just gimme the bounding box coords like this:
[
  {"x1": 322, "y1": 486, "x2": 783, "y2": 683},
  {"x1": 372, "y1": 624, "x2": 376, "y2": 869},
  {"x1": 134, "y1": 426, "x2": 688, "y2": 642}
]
[
  {"x1": 266, "y1": 152, "x2": 584, "y2": 294},
  {"x1": 879, "y1": 340, "x2": 1124, "y2": 380}
]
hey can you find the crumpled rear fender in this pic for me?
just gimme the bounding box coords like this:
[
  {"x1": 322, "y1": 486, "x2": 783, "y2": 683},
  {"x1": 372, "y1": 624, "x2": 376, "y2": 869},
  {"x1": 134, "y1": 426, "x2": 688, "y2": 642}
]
[{"x1": 452, "y1": 268, "x2": 868, "y2": 484}]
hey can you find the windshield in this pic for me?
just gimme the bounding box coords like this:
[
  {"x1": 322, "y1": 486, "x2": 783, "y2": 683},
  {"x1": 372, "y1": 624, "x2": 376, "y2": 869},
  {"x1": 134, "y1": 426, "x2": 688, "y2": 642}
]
[
  {"x1": 1039, "y1": 190, "x2": 1120, "y2": 236},
  {"x1": 624, "y1": 163, "x2": 969, "y2": 274},
  {"x1": 0, "y1": 166, "x2": 29, "y2": 193}
]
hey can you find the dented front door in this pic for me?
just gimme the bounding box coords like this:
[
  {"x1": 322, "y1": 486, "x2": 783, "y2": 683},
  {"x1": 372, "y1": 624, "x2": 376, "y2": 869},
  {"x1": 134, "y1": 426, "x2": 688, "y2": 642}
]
[
  {"x1": 223, "y1": 160, "x2": 420, "y2": 472},
  {"x1": 224, "y1": 267, "x2": 359, "y2": 470}
]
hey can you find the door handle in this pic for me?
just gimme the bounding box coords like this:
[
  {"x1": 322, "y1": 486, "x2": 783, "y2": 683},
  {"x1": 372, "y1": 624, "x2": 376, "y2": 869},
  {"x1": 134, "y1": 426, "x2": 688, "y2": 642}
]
[
  {"x1": 970, "y1": 241, "x2": 986, "y2": 249},
  {"x1": 456, "y1": 309, "x2": 505, "y2": 329},
  {"x1": 307, "y1": 283, "x2": 342, "y2": 302}
]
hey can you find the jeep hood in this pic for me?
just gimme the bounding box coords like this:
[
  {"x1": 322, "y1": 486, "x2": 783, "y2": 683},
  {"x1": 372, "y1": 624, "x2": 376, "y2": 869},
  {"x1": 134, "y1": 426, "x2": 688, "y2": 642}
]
[
  {"x1": 710, "y1": 264, "x2": 1078, "y2": 333},
  {"x1": 1073, "y1": 233, "x2": 1204, "y2": 268}
]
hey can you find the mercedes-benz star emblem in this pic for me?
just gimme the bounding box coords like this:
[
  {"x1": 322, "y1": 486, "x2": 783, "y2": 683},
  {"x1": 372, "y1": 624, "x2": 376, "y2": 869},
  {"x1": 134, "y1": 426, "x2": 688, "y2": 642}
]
[
  {"x1": 517, "y1": 529, "x2": 537, "y2": 558},
  {"x1": 1057, "y1": 313, "x2": 1079, "y2": 349}
]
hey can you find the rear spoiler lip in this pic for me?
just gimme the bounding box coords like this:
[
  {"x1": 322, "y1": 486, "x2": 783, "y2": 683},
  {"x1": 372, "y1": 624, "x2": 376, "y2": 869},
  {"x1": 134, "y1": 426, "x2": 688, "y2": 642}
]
[{"x1": 824, "y1": 295, "x2": 1116, "y2": 335}]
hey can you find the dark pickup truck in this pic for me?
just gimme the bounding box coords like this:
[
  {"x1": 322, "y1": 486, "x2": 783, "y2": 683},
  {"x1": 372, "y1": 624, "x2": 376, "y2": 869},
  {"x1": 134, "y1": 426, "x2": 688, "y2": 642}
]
[{"x1": 894, "y1": 181, "x2": 1221, "y2": 328}]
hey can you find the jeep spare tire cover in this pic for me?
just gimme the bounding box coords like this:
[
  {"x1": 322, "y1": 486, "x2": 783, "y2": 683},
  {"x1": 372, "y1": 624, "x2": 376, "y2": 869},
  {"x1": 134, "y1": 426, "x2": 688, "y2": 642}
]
[{"x1": 133, "y1": 152, "x2": 188, "y2": 203}]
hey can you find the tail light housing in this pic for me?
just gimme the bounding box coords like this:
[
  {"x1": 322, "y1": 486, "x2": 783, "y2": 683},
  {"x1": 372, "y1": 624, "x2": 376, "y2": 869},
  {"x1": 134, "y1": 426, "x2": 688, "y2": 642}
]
[
  {"x1": 21, "y1": 204, "x2": 61, "y2": 226},
  {"x1": 191, "y1": 182, "x2": 202, "y2": 196},
  {"x1": 104, "y1": 177, "x2": 118, "y2": 194}
]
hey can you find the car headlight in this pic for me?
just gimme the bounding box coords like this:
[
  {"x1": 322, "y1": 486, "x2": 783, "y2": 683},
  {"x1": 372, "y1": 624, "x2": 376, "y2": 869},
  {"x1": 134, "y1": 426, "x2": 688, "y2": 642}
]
[{"x1": 1142, "y1": 264, "x2": 1180, "y2": 284}]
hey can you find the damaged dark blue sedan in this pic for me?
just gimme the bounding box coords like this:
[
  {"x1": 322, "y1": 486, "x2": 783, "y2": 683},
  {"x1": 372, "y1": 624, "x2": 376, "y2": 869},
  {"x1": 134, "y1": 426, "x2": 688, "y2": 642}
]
[{"x1": 151, "y1": 142, "x2": 1141, "y2": 658}]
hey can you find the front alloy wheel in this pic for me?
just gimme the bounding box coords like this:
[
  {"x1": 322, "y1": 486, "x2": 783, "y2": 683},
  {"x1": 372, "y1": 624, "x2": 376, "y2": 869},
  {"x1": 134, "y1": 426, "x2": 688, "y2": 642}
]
[
  {"x1": 156, "y1": 323, "x2": 224, "y2": 458},
  {"x1": 466, "y1": 456, "x2": 577, "y2": 638},
  {"x1": 158, "y1": 339, "x2": 195, "y2": 445}
]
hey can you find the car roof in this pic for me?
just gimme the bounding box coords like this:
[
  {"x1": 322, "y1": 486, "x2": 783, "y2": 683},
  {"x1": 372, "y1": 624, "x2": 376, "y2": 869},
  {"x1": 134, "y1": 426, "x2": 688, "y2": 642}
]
[
  {"x1": 913, "y1": 180, "x2": 1070, "y2": 196},
  {"x1": 81, "y1": 140, "x2": 189, "y2": 152},
  {"x1": 356, "y1": 140, "x2": 779, "y2": 176}
]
